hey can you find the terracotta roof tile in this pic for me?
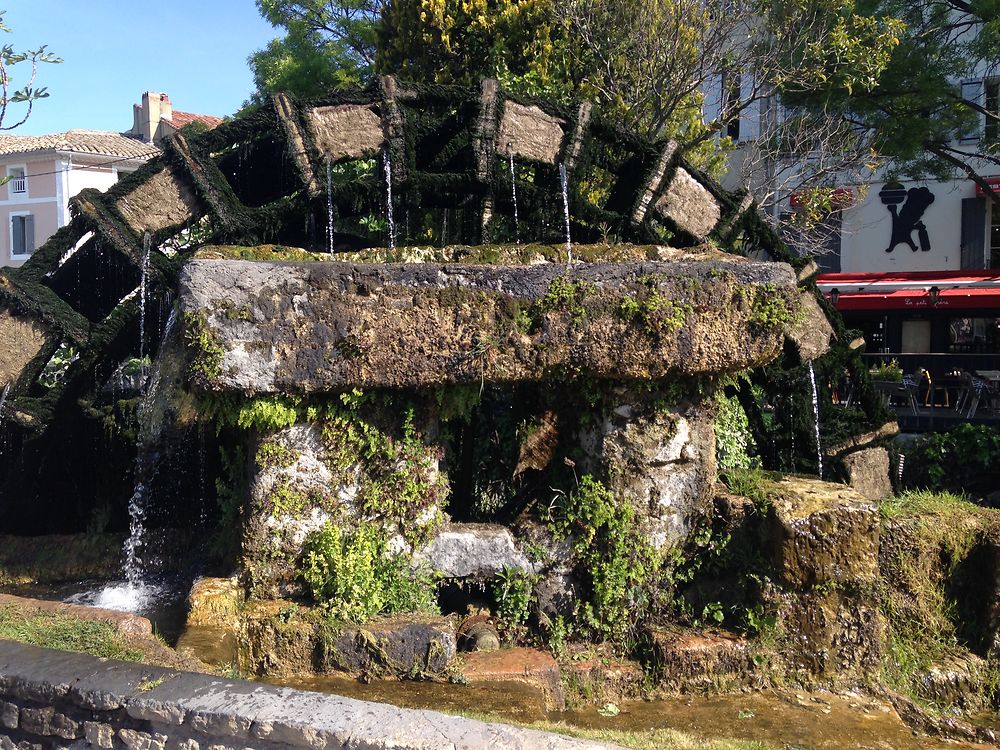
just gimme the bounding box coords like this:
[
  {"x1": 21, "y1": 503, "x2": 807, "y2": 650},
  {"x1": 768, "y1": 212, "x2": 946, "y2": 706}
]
[
  {"x1": 0, "y1": 129, "x2": 160, "y2": 159},
  {"x1": 165, "y1": 111, "x2": 224, "y2": 130}
]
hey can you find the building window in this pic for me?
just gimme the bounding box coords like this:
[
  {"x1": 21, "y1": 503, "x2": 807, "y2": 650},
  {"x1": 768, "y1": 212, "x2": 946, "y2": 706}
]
[
  {"x1": 10, "y1": 213, "x2": 34, "y2": 257},
  {"x1": 950, "y1": 317, "x2": 1000, "y2": 353},
  {"x1": 7, "y1": 166, "x2": 26, "y2": 196},
  {"x1": 723, "y1": 73, "x2": 741, "y2": 141}
]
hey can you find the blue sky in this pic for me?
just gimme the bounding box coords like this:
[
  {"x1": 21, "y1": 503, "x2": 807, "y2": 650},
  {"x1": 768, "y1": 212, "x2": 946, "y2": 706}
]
[{"x1": 4, "y1": 1, "x2": 278, "y2": 135}]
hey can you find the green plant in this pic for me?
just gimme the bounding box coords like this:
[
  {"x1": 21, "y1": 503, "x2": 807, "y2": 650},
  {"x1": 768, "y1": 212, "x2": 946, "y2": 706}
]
[
  {"x1": 714, "y1": 392, "x2": 760, "y2": 472},
  {"x1": 183, "y1": 311, "x2": 225, "y2": 386},
  {"x1": 300, "y1": 521, "x2": 438, "y2": 623},
  {"x1": 746, "y1": 285, "x2": 798, "y2": 330},
  {"x1": 720, "y1": 467, "x2": 773, "y2": 513},
  {"x1": 493, "y1": 567, "x2": 537, "y2": 635},
  {"x1": 868, "y1": 358, "x2": 903, "y2": 381},
  {"x1": 0, "y1": 605, "x2": 144, "y2": 662},
  {"x1": 550, "y1": 475, "x2": 655, "y2": 643},
  {"x1": 37, "y1": 343, "x2": 79, "y2": 388},
  {"x1": 901, "y1": 424, "x2": 1000, "y2": 499}
]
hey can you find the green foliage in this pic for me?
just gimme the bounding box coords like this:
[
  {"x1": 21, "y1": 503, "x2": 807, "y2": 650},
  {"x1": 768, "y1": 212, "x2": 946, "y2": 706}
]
[
  {"x1": 535, "y1": 275, "x2": 596, "y2": 326},
  {"x1": 300, "y1": 521, "x2": 438, "y2": 622},
  {"x1": 0, "y1": 605, "x2": 144, "y2": 662},
  {"x1": 256, "y1": 438, "x2": 299, "y2": 469},
  {"x1": 550, "y1": 475, "x2": 655, "y2": 643},
  {"x1": 721, "y1": 467, "x2": 774, "y2": 513},
  {"x1": 902, "y1": 424, "x2": 1000, "y2": 500},
  {"x1": 492, "y1": 567, "x2": 538, "y2": 635},
  {"x1": 249, "y1": 0, "x2": 378, "y2": 98},
  {"x1": 37, "y1": 343, "x2": 79, "y2": 388},
  {"x1": 183, "y1": 312, "x2": 225, "y2": 387},
  {"x1": 746, "y1": 285, "x2": 798, "y2": 330},
  {"x1": 714, "y1": 392, "x2": 760, "y2": 472},
  {"x1": 0, "y1": 10, "x2": 62, "y2": 132},
  {"x1": 868, "y1": 357, "x2": 902, "y2": 381}
]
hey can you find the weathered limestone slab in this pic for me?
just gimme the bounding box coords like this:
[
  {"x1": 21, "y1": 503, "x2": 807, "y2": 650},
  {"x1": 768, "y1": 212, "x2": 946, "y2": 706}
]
[
  {"x1": 0, "y1": 641, "x2": 622, "y2": 749},
  {"x1": 324, "y1": 615, "x2": 457, "y2": 676},
  {"x1": 179, "y1": 256, "x2": 798, "y2": 394},
  {"x1": 767, "y1": 476, "x2": 879, "y2": 589},
  {"x1": 305, "y1": 104, "x2": 384, "y2": 161},
  {"x1": 273, "y1": 93, "x2": 319, "y2": 197},
  {"x1": 414, "y1": 523, "x2": 537, "y2": 578},
  {"x1": 643, "y1": 626, "x2": 753, "y2": 691},
  {"x1": 461, "y1": 648, "x2": 566, "y2": 711},
  {"x1": 578, "y1": 393, "x2": 717, "y2": 551},
  {"x1": 0, "y1": 309, "x2": 49, "y2": 387},
  {"x1": 115, "y1": 167, "x2": 202, "y2": 235},
  {"x1": 655, "y1": 168, "x2": 721, "y2": 240},
  {"x1": 497, "y1": 102, "x2": 565, "y2": 163},
  {"x1": 786, "y1": 291, "x2": 834, "y2": 361},
  {"x1": 842, "y1": 447, "x2": 893, "y2": 501}
]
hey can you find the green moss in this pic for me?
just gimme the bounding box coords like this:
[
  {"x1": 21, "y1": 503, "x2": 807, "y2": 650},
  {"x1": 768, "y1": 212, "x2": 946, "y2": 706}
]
[
  {"x1": 256, "y1": 439, "x2": 299, "y2": 470},
  {"x1": 745, "y1": 284, "x2": 798, "y2": 330},
  {"x1": 617, "y1": 276, "x2": 692, "y2": 336},
  {"x1": 183, "y1": 311, "x2": 225, "y2": 387}
]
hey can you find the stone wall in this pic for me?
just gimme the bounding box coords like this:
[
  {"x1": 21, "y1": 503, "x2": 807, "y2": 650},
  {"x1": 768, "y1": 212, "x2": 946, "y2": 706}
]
[{"x1": 0, "y1": 642, "x2": 619, "y2": 750}]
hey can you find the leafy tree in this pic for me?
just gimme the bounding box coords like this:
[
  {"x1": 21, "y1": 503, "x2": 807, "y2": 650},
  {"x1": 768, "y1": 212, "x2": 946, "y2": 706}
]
[
  {"x1": 786, "y1": 0, "x2": 1000, "y2": 197},
  {"x1": 0, "y1": 10, "x2": 61, "y2": 131},
  {"x1": 250, "y1": 0, "x2": 380, "y2": 96}
]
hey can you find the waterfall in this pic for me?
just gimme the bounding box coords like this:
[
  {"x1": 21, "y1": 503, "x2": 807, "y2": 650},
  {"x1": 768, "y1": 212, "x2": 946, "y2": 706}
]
[
  {"x1": 509, "y1": 151, "x2": 520, "y2": 245},
  {"x1": 83, "y1": 308, "x2": 179, "y2": 613},
  {"x1": 139, "y1": 233, "x2": 152, "y2": 367},
  {"x1": 383, "y1": 149, "x2": 396, "y2": 250},
  {"x1": 808, "y1": 362, "x2": 823, "y2": 479},
  {"x1": 0, "y1": 383, "x2": 8, "y2": 422},
  {"x1": 325, "y1": 159, "x2": 335, "y2": 253},
  {"x1": 559, "y1": 163, "x2": 572, "y2": 265}
]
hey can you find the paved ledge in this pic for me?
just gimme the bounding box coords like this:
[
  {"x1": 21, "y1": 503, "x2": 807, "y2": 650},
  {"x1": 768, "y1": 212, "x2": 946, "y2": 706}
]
[
  {"x1": 179, "y1": 258, "x2": 799, "y2": 394},
  {"x1": 0, "y1": 640, "x2": 622, "y2": 749}
]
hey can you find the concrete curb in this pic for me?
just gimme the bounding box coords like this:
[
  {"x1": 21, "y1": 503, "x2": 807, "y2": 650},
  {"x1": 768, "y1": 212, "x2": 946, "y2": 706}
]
[{"x1": 0, "y1": 641, "x2": 625, "y2": 749}]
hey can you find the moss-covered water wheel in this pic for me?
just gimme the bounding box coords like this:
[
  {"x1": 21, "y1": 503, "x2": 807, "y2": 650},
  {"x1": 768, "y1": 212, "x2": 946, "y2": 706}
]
[{"x1": 0, "y1": 76, "x2": 889, "y2": 533}]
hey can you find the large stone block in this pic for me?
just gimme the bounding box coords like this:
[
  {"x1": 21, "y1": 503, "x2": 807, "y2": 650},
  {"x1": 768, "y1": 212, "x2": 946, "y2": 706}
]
[
  {"x1": 577, "y1": 390, "x2": 716, "y2": 550},
  {"x1": 841, "y1": 447, "x2": 892, "y2": 501},
  {"x1": 324, "y1": 615, "x2": 457, "y2": 677},
  {"x1": 0, "y1": 308, "x2": 49, "y2": 388},
  {"x1": 497, "y1": 102, "x2": 565, "y2": 163},
  {"x1": 655, "y1": 168, "x2": 721, "y2": 240},
  {"x1": 179, "y1": 255, "x2": 798, "y2": 394},
  {"x1": 414, "y1": 523, "x2": 537, "y2": 579},
  {"x1": 767, "y1": 476, "x2": 879, "y2": 589},
  {"x1": 115, "y1": 167, "x2": 202, "y2": 235},
  {"x1": 305, "y1": 104, "x2": 385, "y2": 161}
]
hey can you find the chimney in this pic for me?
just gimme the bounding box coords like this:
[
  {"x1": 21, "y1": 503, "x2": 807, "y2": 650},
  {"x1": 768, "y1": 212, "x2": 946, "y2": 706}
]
[{"x1": 131, "y1": 91, "x2": 171, "y2": 143}]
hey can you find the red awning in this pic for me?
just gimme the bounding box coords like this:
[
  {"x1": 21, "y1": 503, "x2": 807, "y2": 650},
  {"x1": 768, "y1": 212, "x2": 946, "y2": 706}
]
[
  {"x1": 976, "y1": 176, "x2": 1000, "y2": 197},
  {"x1": 834, "y1": 287, "x2": 1000, "y2": 311}
]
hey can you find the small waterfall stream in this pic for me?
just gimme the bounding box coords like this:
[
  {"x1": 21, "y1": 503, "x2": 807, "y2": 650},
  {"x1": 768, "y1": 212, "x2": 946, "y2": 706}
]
[
  {"x1": 383, "y1": 149, "x2": 396, "y2": 250},
  {"x1": 509, "y1": 151, "x2": 520, "y2": 245},
  {"x1": 325, "y1": 159, "x2": 335, "y2": 253},
  {"x1": 138, "y1": 233, "x2": 152, "y2": 366},
  {"x1": 808, "y1": 362, "x2": 823, "y2": 479},
  {"x1": 76, "y1": 309, "x2": 180, "y2": 613},
  {"x1": 559, "y1": 163, "x2": 572, "y2": 265}
]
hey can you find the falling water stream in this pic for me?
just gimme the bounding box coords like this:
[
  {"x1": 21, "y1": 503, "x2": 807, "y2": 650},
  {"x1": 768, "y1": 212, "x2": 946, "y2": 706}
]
[
  {"x1": 509, "y1": 151, "x2": 520, "y2": 244},
  {"x1": 559, "y1": 163, "x2": 572, "y2": 265},
  {"x1": 808, "y1": 362, "x2": 823, "y2": 479},
  {"x1": 383, "y1": 149, "x2": 396, "y2": 250},
  {"x1": 138, "y1": 233, "x2": 152, "y2": 365},
  {"x1": 325, "y1": 159, "x2": 335, "y2": 253},
  {"x1": 69, "y1": 309, "x2": 180, "y2": 614}
]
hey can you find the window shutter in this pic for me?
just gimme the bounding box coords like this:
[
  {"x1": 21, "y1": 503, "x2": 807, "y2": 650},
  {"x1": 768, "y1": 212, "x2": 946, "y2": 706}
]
[
  {"x1": 11, "y1": 216, "x2": 23, "y2": 255},
  {"x1": 24, "y1": 215, "x2": 34, "y2": 253},
  {"x1": 961, "y1": 80, "x2": 984, "y2": 142},
  {"x1": 961, "y1": 197, "x2": 986, "y2": 269}
]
